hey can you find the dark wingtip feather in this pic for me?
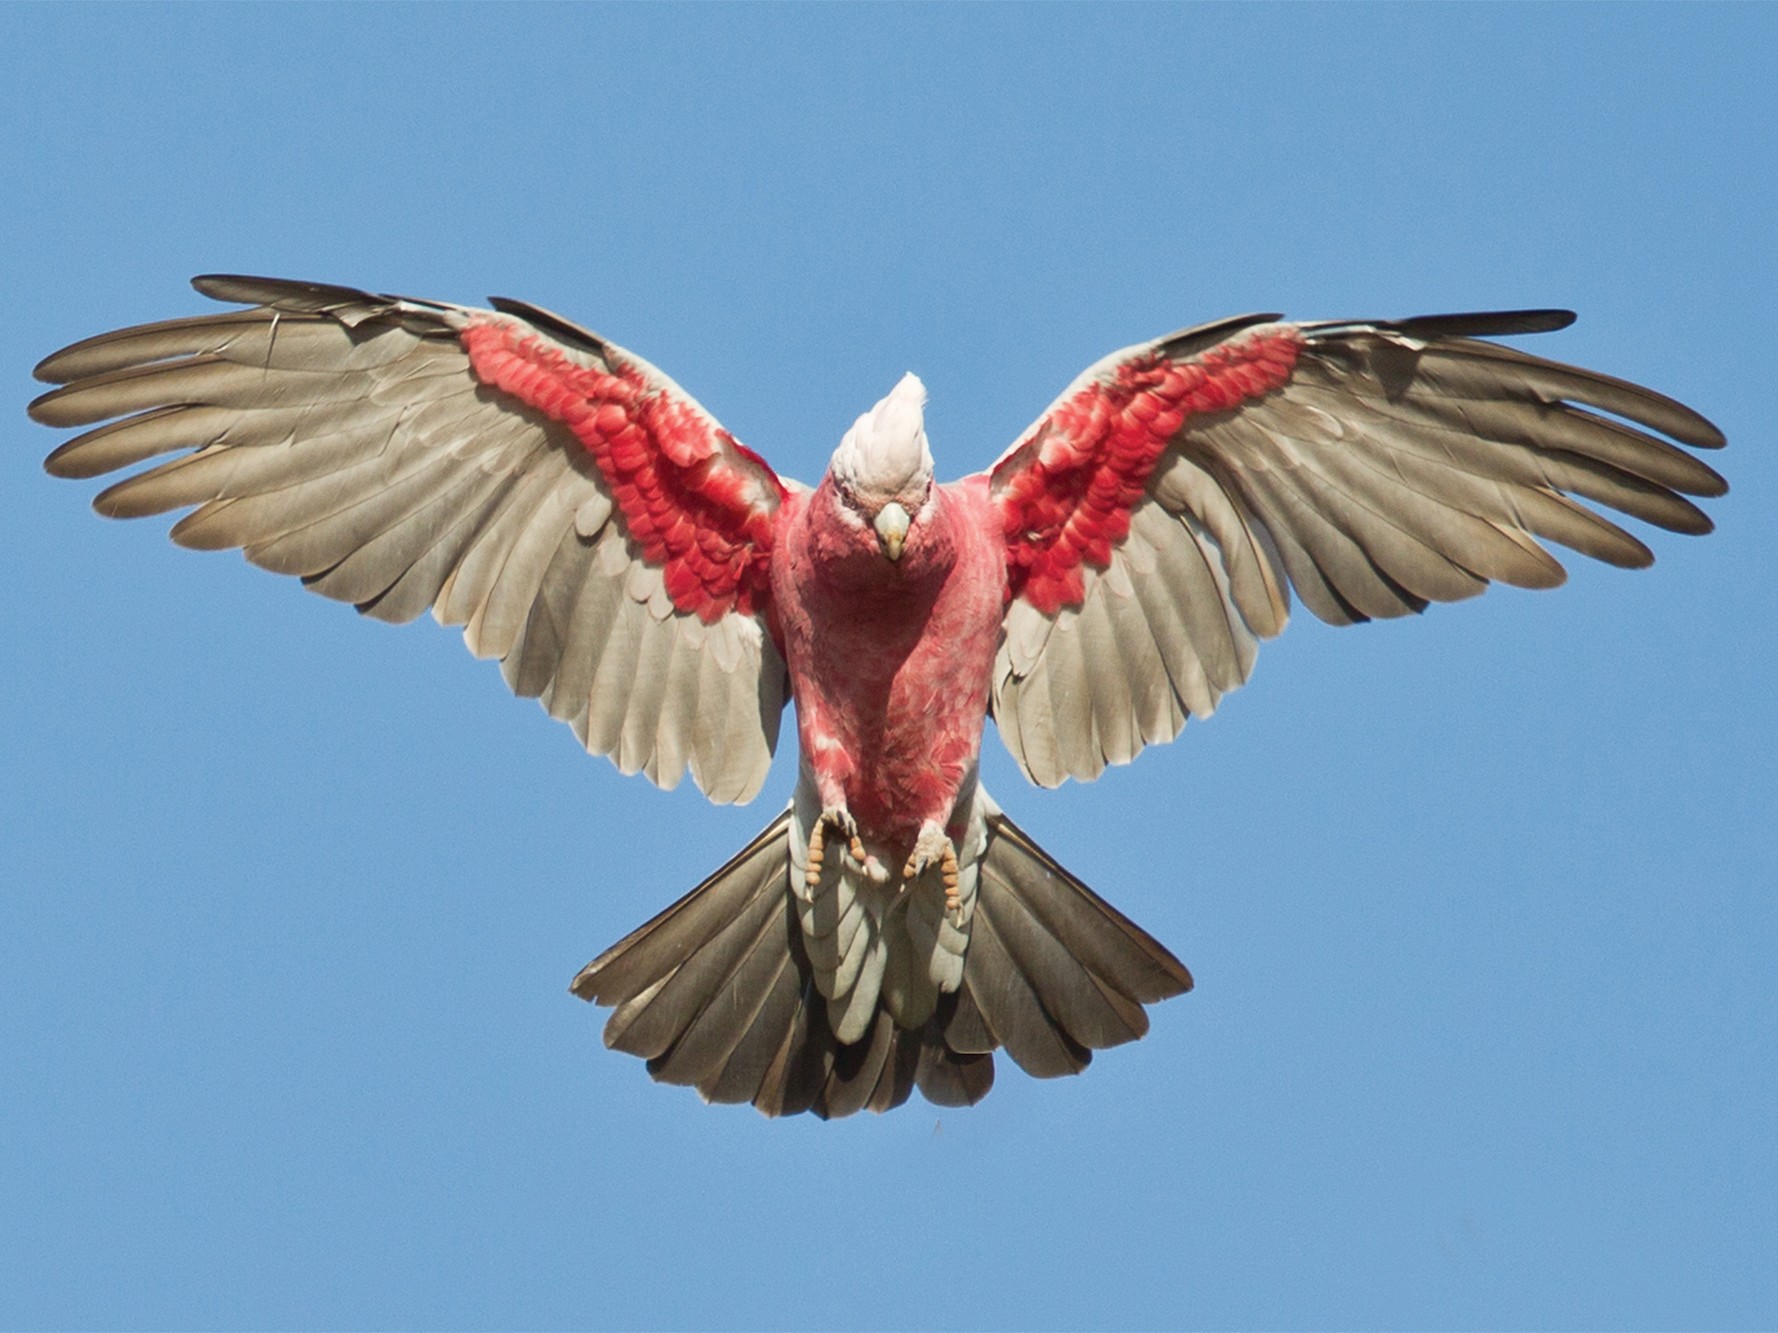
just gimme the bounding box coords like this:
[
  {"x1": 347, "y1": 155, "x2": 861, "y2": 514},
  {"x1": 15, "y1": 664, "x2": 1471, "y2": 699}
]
[
  {"x1": 1302, "y1": 309, "x2": 1579, "y2": 341},
  {"x1": 191, "y1": 273, "x2": 373, "y2": 310},
  {"x1": 1154, "y1": 313, "x2": 1285, "y2": 362},
  {"x1": 1390, "y1": 309, "x2": 1577, "y2": 338},
  {"x1": 488, "y1": 297, "x2": 610, "y2": 356}
]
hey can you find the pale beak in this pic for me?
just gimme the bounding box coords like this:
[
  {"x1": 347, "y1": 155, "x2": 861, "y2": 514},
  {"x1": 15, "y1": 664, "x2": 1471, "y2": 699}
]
[{"x1": 874, "y1": 501, "x2": 910, "y2": 562}]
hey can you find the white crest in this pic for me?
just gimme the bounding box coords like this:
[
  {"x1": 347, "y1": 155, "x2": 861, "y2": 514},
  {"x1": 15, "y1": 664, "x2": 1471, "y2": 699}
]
[{"x1": 832, "y1": 372, "x2": 933, "y2": 499}]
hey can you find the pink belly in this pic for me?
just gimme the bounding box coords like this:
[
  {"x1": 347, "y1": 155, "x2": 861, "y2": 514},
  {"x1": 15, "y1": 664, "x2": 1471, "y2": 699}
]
[
  {"x1": 829, "y1": 643, "x2": 988, "y2": 839},
  {"x1": 773, "y1": 478, "x2": 1007, "y2": 848}
]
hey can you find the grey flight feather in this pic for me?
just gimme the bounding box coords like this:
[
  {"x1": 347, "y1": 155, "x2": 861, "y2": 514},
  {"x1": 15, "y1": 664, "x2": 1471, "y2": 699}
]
[
  {"x1": 989, "y1": 311, "x2": 1726, "y2": 788},
  {"x1": 31, "y1": 275, "x2": 787, "y2": 806}
]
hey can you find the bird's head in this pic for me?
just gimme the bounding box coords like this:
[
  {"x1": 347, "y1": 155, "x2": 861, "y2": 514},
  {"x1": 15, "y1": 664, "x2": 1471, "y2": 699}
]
[{"x1": 827, "y1": 372, "x2": 935, "y2": 563}]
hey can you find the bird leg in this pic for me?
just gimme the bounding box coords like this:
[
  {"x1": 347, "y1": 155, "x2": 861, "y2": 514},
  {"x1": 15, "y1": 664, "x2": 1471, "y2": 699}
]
[
  {"x1": 805, "y1": 806, "x2": 867, "y2": 887},
  {"x1": 903, "y1": 821, "x2": 962, "y2": 922}
]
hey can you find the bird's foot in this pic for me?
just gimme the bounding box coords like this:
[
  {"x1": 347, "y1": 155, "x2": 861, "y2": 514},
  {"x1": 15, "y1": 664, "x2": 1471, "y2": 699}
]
[
  {"x1": 805, "y1": 806, "x2": 867, "y2": 887},
  {"x1": 903, "y1": 822, "x2": 962, "y2": 923}
]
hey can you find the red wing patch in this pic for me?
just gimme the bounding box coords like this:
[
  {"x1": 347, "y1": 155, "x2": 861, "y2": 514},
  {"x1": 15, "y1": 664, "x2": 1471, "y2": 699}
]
[
  {"x1": 994, "y1": 328, "x2": 1303, "y2": 614},
  {"x1": 461, "y1": 321, "x2": 784, "y2": 622}
]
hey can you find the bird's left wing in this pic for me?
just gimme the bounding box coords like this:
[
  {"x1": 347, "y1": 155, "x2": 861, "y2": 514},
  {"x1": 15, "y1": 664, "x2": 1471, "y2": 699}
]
[
  {"x1": 984, "y1": 311, "x2": 1726, "y2": 788},
  {"x1": 32, "y1": 275, "x2": 794, "y2": 803}
]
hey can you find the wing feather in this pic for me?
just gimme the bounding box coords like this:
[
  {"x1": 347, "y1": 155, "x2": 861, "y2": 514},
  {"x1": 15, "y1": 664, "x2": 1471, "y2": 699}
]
[
  {"x1": 1127, "y1": 504, "x2": 1227, "y2": 707},
  {"x1": 439, "y1": 453, "x2": 577, "y2": 644},
  {"x1": 312, "y1": 466, "x2": 517, "y2": 616},
  {"x1": 1148, "y1": 454, "x2": 1289, "y2": 637},
  {"x1": 644, "y1": 622, "x2": 706, "y2": 791},
  {"x1": 1073, "y1": 591, "x2": 1139, "y2": 769},
  {"x1": 617, "y1": 612, "x2": 677, "y2": 778},
  {"x1": 502, "y1": 526, "x2": 585, "y2": 700},
  {"x1": 1038, "y1": 614, "x2": 1098, "y2": 784},
  {"x1": 1097, "y1": 533, "x2": 1184, "y2": 746},
  {"x1": 32, "y1": 276, "x2": 795, "y2": 804},
  {"x1": 986, "y1": 311, "x2": 1723, "y2": 784},
  {"x1": 568, "y1": 568, "x2": 644, "y2": 757}
]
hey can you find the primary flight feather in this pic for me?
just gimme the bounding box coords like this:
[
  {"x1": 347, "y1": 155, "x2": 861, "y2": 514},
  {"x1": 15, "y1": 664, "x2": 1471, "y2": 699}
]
[{"x1": 30, "y1": 277, "x2": 1726, "y2": 1118}]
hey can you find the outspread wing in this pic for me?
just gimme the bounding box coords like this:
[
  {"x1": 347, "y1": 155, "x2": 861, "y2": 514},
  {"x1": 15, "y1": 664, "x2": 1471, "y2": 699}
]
[
  {"x1": 986, "y1": 310, "x2": 1727, "y2": 788},
  {"x1": 32, "y1": 275, "x2": 796, "y2": 804}
]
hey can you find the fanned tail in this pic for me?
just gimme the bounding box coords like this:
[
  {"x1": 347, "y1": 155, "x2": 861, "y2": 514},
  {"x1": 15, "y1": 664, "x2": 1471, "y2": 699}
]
[
  {"x1": 570, "y1": 793, "x2": 1191, "y2": 1118},
  {"x1": 954, "y1": 799, "x2": 1193, "y2": 1078}
]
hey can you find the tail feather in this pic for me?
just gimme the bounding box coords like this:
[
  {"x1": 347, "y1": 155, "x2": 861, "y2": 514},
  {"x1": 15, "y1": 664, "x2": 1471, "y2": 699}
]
[
  {"x1": 818, "y1": 1008, "x2": 906, "y2": 1119},
  {"x1": 752, "y1": 972, "x2": 831, "y2": 1116},
  {"x1": 976, "y1": 811, "x2": 1194, "y2": 1005},
  {"x1": 571, "y1": 795, "x2": 1191, "y2": 1118},
  {"x1": 601, "y1": 853, "x2": 783, "y2": 1061},
  {"x1": 645, "y1": 891, "x2": 794, "y2": 1088},
  {"x1": 914, "y1": 1009, "x2": 997, "y2": 1106},
  {"x1": 576, "y1": 813, "x2": 788, "y2": 1011},
  {"x1": 695, "y1": 923, "x2": 804, "y2": 1104},
  {"x1": 939, "y1": 978, "x2": 997, "y2": 1056},
  {"x1": 960, "y1": 901, "x2": 1095, "y2": 1078},
  {"x1": 974, "y1": 855, "x2": 1150, "y2": 1051}
]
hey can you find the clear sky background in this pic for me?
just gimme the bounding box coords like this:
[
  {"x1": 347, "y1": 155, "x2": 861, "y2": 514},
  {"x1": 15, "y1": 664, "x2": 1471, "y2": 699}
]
[{"x1": 3, "y1": 5, "x2": 1774, "y2": 1330}]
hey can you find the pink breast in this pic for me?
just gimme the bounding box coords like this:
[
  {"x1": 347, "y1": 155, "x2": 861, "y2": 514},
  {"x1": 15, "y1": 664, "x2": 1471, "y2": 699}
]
[{"x1": 774, "y1": 480, "x2": 1006, "y2": 846}]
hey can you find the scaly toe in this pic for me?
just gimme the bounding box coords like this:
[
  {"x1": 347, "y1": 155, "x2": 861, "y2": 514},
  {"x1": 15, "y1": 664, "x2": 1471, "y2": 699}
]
[
  {"x1": 903, "y1": 823, "x2": 958, "y2": 886},
  {"x1": 808, "y1": 808, "x2": 864, "y2": 885}
]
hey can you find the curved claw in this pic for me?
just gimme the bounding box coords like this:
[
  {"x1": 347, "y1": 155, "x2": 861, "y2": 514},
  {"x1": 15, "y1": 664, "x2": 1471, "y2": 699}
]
[
  {"x1": 805, "y1": 806, "x2": 867, "y2": 887},
  {"x1": 902, "y1": 823, "x2": 963, "y2": 922}
]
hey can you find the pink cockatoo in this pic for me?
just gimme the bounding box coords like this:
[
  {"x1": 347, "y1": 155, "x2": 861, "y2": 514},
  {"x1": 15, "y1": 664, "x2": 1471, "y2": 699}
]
[{"x1": 31, "y1": 277, "x2": 1725, "y2": 1118}]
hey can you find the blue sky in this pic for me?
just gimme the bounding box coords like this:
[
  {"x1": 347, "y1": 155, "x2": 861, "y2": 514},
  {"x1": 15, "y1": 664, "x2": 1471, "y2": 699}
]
[{"x1": 3, "y1": 5, "x2": 1774, "y2": 1329}]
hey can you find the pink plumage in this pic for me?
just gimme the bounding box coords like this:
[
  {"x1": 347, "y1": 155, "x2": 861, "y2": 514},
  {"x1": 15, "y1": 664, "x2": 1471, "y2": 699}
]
[{"x1": 31, "y1": 279, "x2": 1726, "y2": 1117}]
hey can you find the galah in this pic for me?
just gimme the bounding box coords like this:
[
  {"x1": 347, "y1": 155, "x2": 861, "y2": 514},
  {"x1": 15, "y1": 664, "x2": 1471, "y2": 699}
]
[{"x1": 30, "y1": 276, "x2": 1726, "y2": 1118}]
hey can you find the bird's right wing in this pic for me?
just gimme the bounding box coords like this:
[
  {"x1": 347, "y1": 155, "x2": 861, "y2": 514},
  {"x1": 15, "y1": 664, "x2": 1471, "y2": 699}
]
[
  {"x1": 32, "y1": 275, "x2": 795, "y2": 804},
  {"x1": 984, "y1": 311, "x2": 1727, "y2": 788}
]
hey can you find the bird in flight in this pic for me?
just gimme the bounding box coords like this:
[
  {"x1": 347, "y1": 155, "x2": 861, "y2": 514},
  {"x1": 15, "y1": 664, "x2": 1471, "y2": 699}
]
[{"x1": 31, "y1": 277, "x2": 1725, "y2": 1118}]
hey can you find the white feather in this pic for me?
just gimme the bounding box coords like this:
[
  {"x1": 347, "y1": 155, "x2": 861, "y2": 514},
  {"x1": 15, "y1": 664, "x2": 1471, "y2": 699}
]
[{"x1": 830, "y1": 372, "x2": 934, "y2": 499}]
